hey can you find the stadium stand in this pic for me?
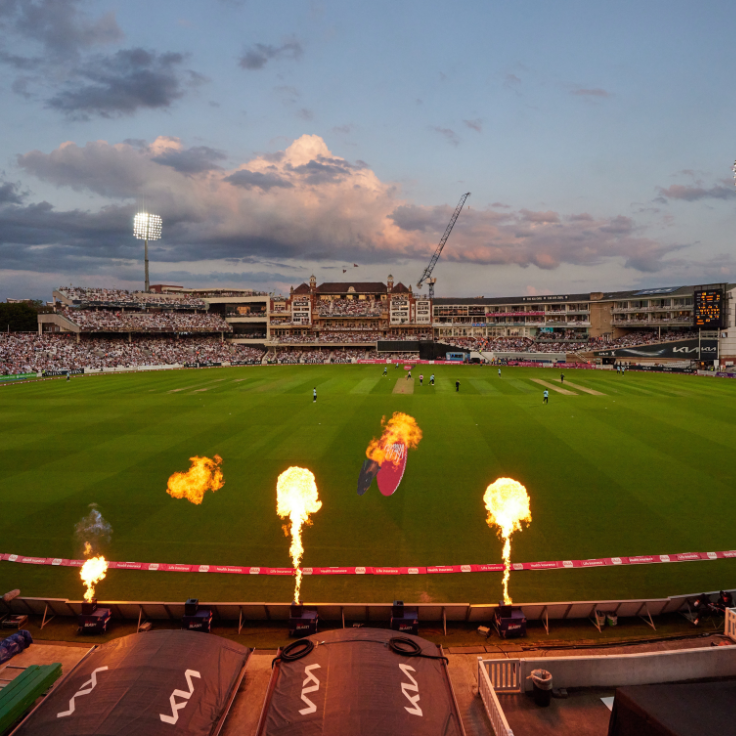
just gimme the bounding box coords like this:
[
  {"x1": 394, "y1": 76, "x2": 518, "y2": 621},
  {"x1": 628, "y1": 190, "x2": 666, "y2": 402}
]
[
  {"x1": 0, "y1": 335, "x2": 263, "y2": 374},
  {"x1": 315, "y1": 298, "x2": 384, "y2": 317},
  {"x1": 445, "y1": 331, "x2": 701, "y2": 355},
  {"x1": 60, "y1": 308, "x2": 231, "y2": 333},
  {"x1": 57, "y1": 286, "x2": 206, "y2": 309}
]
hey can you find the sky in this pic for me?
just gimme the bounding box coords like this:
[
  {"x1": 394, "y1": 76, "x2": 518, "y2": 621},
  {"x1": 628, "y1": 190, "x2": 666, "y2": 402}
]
[{"x1": 1, "y1": 0, "x2": 735, "y2": 301}]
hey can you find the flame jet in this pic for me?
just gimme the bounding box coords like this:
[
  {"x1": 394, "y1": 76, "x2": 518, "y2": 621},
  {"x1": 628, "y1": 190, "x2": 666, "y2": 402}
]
[
  {"x1": 483, "y1": 478, "x2": 532, "y2": 604},
  {"x1": 167, "y1": 455, "x2": 224, "y2": 504},
  {"x1": 358, "y1": 413, "x2": 422, "y2": 496},
  {"x1": 80, "y1": 555, "x2": 108, "y2": 603},
  {"x1": 276, "y1": 467, "x2": 322, "y2": 603}
]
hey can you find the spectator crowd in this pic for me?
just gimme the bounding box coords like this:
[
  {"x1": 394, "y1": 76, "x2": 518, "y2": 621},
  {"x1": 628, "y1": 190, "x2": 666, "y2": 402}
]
[
  {"x1": 0, "y1": 334, "x2": 263, "y2": 375},
  {"x1": 58, "y1": 286, "x2": 206, "y2": 309},
  {"x1": 61, "y1": 308, "x2": 231, "y2": 333},
  {"x1": 443, "y1": 330, "x2": 700, "y2": 355},
  {"x1": 315, "y1": 299, "x2": 384, "y2": 317}
]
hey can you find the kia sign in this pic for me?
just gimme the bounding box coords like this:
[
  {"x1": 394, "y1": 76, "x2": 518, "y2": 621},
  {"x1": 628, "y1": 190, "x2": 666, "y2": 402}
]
[{"x1": 593, "y1": 338, "x2": 717, "y2": 360}]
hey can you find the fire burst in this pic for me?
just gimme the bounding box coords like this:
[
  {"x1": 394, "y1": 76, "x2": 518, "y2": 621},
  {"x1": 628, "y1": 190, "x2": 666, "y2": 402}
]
[
  {"x1": 483, "y1": 478, "x2": 532, "y2": 605},
  {"x1": 167, "y1": 455, "x2": 224, "y2": 504},
  {"x1": 366, "y1": 412, "x2": 422, "y2": 466},
  {"x1": 80, "y1": 555, "x2": 108, "y2": 603},
  {"x1": 276, "y1": 467, "x2": 322, "y2": 604}
]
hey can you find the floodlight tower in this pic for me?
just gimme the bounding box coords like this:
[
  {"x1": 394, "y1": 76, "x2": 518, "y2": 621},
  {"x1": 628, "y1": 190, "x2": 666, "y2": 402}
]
[{"x1": 133, "y1": 212, "x2": 162, "y2": 293}]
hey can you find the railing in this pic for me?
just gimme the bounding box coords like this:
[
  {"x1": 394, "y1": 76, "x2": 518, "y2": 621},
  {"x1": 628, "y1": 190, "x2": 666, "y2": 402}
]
[
  {"x1": 481, "y1": 642, "x2": 736, "y2": 693},
  {"x1": 477, "y1": 658, "x2": 515, "y2": 736},
  {"x1": 485, "y1": 659, "x2": 521, "y2": 692},
  {"x1": 726, "y1": 607, "x2": 736, "y2": 642}
]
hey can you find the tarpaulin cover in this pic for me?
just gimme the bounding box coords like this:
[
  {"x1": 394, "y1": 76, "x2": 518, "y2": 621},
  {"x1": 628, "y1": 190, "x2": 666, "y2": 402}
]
[
  {"x1": 260, "y1": 628, "x2": 464, "y2": 736},
  {"x1": 607, "y1": 681, "x2": 736, "y2": 736},
  {"x1": 14, "y1": 630, "x2": 248, "y2": 736}
]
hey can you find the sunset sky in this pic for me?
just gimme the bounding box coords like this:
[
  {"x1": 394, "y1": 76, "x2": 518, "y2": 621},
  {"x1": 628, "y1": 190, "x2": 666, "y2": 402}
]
[{"x1": 1, "y1": 0, "x2": 735, "y2": 300}]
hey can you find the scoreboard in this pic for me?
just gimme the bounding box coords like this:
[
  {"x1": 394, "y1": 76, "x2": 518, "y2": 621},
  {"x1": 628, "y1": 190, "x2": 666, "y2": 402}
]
[{"x1": 693, "y1": 288, "x2": 723, "y2": 329}]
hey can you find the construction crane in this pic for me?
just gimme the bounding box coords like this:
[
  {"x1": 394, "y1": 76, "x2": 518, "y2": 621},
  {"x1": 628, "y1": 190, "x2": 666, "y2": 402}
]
[{"x1": 417, "y1": 192, "x2": 470, "y2": 299}]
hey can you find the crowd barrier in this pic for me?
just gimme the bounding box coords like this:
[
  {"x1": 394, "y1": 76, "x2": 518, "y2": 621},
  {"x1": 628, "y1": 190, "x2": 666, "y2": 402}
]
[
  {"x1": 2, "y1": 590, "x2": 733, "y2": 633},
  {"x1": 2, "y1": 549, "x2": 734, "y2": 576}
]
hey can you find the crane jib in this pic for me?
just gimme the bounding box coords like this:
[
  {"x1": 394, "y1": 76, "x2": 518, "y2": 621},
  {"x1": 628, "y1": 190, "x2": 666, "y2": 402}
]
[{"x1": 417, "y1": 192, "x2": 471, "y2": 292}]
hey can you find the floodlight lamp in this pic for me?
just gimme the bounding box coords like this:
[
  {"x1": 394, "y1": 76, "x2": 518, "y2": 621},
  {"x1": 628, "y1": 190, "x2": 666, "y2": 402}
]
[{"x1": 133, "y1": 212, "x2": 163, "y2": 241}]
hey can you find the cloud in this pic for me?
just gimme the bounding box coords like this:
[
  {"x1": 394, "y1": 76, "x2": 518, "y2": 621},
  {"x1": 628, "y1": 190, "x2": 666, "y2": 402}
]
[
  {"x1": 656, "y1": 183, "x2": 736, "y2": 202},
  {"x1": 239, "y1": 40, "x2": 303, "y2": 70},
  {"x1": 0, "y1": 2, "x2": 203, "y2": 118},
  {"x1": 0, "y1": 0, "x2": 123, "y2": 63},
  {"x1": 0, "y1": 181, "x2": 25, "y2": 205},
  {"x1": 46, "y1": 49, "x2": 195, "y2": 119},
  {"x1": 297, "y1": 107, "x2": 314, "y2": 121},
  {"x1": 463, "y1": 119, "x2": 482, "y2": 133},
  {"x1": 9, "y1": 133, "x2": 687, "y2": 282},
  {"x1": 224, "y1": 169, "x2": 294, "y2": 191},
  {"x1": 152, "y1": 145, "x2": 227, "y2": 174},
  {"x1": 431, "y1": 126, "x2": 459, "y2": 146},
  {"x1": 570, "y1": 87, "x2": 610, "y2": 98}
]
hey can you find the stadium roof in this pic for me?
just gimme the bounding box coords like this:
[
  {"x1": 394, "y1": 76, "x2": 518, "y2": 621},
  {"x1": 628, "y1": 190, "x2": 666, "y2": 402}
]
[{"x1": 316, "y1": 281, "x2": 388, "y2": 294}]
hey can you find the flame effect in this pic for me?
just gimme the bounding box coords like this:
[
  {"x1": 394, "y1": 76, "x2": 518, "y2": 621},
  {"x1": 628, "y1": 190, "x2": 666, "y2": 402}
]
[
  {"x1": 83, "y1": 541, "x2": 92, "y2": 557},
  {"x1": 167, "y1": 455, "x2": 224, "y2": 504},
  {"x1": 366, "y1": 412, "x2": 422, "y2": 466},
  {"x1": 80, "y1": 555, "x2": 108, "y2": 603},
  {"x1": 276, "y1": 467, "x2": 322, "y2": 603},
  {"x1": 483, "y1": 478, "x2": 532, "y2": 604}
]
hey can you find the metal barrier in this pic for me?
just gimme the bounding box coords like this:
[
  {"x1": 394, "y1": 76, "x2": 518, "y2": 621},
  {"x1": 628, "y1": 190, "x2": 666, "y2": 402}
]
[
  {"x1": 726, "y1": 607, "x2": 736, "y2": 642},
  {"x1": 484, "y1": 659, "x2": 521, "y2": 693},
  {"x1": 476, "y1": 657, "x2": 515, "y2": 736},
  {"x1": 3, "y1": 589, "x2": 733, "y2": 630}
]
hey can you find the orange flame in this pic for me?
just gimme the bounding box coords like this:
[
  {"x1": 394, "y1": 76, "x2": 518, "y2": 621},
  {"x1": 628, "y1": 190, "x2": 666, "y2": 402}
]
[
  {"x1": 80, "y1": 555, "x2": 108, "y2": 603},
  {"x1": 276, "y1": 467, "x2": 322, "y2": 603},
  {"x1": 83, "y1": 541, "x2": 92, "y2": 557},
  {"x1": 366, "y1": 412, "x2": 422, "y2": 466},
  {"x1": 483, "y1": 478, "x2": 532, "y2": 605},
  {"x1": 167, "y1": 455, "x2": 224, "y2": 504}
]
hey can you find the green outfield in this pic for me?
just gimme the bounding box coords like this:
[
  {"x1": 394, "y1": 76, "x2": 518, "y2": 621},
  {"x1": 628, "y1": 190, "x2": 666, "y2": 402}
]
[{"x1": 1, "y1": 364, "x2": 735, "y2": 606}]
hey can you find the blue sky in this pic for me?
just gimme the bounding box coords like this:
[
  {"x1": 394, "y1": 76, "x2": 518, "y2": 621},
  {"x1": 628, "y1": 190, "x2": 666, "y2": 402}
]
[{"x1": 1, "y1": 0, "x2": 735, "y2": 299}]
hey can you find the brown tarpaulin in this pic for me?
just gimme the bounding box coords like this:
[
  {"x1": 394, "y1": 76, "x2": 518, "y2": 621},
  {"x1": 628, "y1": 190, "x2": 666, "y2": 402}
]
[
  {"x1": 259, "y1": 628, "x2": 464, "y2": 736},
  {"x1": 14, "y1": 630, "x2": 248, "y2": 736}
]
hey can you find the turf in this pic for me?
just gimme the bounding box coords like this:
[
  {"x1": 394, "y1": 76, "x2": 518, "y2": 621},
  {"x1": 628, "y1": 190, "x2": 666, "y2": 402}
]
[{"x1": 1, "y1": 365, "x2": 735, "y2": 606}]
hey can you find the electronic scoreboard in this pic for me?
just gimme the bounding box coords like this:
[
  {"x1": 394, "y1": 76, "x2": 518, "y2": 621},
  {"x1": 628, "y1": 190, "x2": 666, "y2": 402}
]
[{"x1": 693, "y1": 288, "x2": 723, "y2": 329}]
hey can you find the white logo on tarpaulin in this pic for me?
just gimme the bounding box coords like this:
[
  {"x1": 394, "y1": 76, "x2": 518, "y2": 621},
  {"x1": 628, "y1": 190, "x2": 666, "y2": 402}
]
[
  {"x1": 399, "y1": 664, "x2": 423, "y2": 716},
  {"x1": 302, "y1": 568, "x2": 313, "y2": 575},
  {"x1": 148, "y1": 563, "x2": 159, "y2": 571},
  {"x1": 355, "y1": 567, "x2": 366, "y2": 575},
  {"x1": 198, "y1": 565, "x2": 209, "y2": 573},
  {"x1": 562, "y1": 560, "x2": 573, "y2": 568},
  {"x1": 660, "y1": 555, "x2": 670, "y2": 563},
  {"x1": 408, "y1": 567, "x2": 419, "y2": 575},
  {"x1": 707, "y1": 552, "x2": 718, "y2": 560},
  {"x1": 52, "y1": 558, "x2": 63, "y2": 566},
  {"x1": 299, "y1": 664, "x2": 321, "y2": 715},
  {"x1": 611, "y1": 557, "x2": 622, "y2": 565},
  {"x1": 249, "y1": 567, "x2": 260, "y2": 574},
  {"x1": 8, "y1": 555, "x2": 17, "y2": 562},
  {"x1": 512, "y1": 563, "x2": 523, "y2": 571},
  {"x1": 57, "y1": 667, "x2": 109, "y2": 717},
  {"x1": 160, "y1": 669, "x2": 201, "y2": 725},
  {"x1": 461, "y1": 565, "x2": 471, "y2": 573}
]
